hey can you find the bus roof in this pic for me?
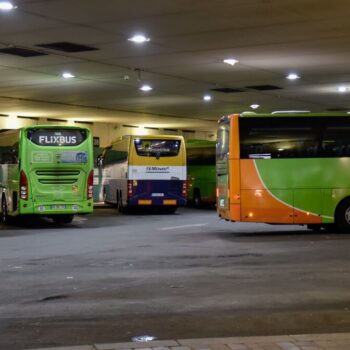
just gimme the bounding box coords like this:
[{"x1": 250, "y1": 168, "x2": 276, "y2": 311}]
[
  {"x1": 110, "y1": 134, "x2": 184, "y2": 144},
  {"x1": 241, "y1": 112, "x2": 350, "y2": 118},
  {"x1": 21, "y1": 125, "x2": 90, "y2": 131},
  {"x1": 186, "y1": 139, "x2": 216, "y2": 147},
  {"x1": 219, "y1": 112, "x2": 350, "y2": 123}
]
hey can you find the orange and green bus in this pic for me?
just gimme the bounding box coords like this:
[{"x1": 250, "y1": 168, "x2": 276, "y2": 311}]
[
  {"x1": 186, "y1": 139, "x2": 216, "y2": 207},
  {"x1": 217, "y1": 112, "x2": 350, "y2": 232},
  {"x1": 0, "y1": 126, "x2": 94, "y2": 224}
]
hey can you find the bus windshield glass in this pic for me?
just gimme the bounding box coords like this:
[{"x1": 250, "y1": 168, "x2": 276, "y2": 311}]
[
  {"x1": 216, "y1": 122, "x2": 230, "y2": 161},
  {"x1": 27, "y1": 128, "x2": 87, "y2": 146},
  {"x1": 134, "y1": 139, "x2": 181, "y2": 157}
]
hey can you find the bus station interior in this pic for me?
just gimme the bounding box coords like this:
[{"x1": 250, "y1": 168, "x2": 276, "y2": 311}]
[
  {"x1": 0, "y1": 0, "x2": 350, "y2": 142},
  {"x1": 2, "y1": 1, "x2": 350, "y2": 350}
]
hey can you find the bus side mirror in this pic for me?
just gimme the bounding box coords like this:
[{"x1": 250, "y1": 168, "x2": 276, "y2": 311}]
[{"x1": 97, "y1": 154, "x2": 103, "y2": 167}]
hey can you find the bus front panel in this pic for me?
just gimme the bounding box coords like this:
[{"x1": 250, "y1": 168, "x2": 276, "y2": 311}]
[{"x1": 19, "y1": 127, "x2": 94, "y2": 216}]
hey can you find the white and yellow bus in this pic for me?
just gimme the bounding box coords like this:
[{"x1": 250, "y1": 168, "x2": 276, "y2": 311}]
[{"x1": 100, "y1": 135, "x2": 187, "y2": 213}]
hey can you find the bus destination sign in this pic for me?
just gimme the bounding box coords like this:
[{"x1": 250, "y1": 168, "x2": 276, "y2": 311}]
[{"x1": 28, "y1": 129, "x2": 87, "y2": 146}]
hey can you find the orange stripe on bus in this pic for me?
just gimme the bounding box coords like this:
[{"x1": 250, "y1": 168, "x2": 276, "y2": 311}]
[{"x1": 240, "y1": 160, "x2": 321, "y2": 224}]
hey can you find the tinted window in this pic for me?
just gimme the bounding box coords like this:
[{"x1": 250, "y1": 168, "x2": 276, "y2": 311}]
[
  {"x1": 0, "y1": 145, "x2": 18, "y2": 164},
  {"x1": 104, "y1": 139, "x2": 129, "y2": 166},
  {"x1": 240, "y1": 117, "x2": 350, "y2": 158},
  {"x1": 216, "y1": 123, "x2": 230, "y2": 161},
  {"x1": 322, "y1": 123, "x2": 350, "y2": 157},
  {"x1": 187, "y1": 147, "x2": 215, "y2": 165},
  {"x1": 134, "y1": 139, "x2": 181, "y2": 157},
  {"x1": 27, "y1": 128, "x2": 87, "y2": 146}
]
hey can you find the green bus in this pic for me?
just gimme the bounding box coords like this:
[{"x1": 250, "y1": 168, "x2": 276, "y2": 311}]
[
  {"x1": 217, "y1": 112, "x2": 350, "y2": 232},
  {"x1": 0, "y1": 126, "x2": 94, "y2": 224},
  {"x1": 186, "y1": 139, "x2": 216, "y2": 207}
]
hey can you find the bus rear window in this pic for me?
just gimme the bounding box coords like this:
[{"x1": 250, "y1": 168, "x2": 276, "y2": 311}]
[
  {"x1": 27, "y1": 128, "x2": 87, "y2": 146},
  {"x1": 134, "y1": 139, "x2": 181, "y2": 157}
]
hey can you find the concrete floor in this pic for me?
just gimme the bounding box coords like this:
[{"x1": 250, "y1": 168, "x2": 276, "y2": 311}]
[{"x1": 1, "y1": 207, "x2": 350, "y2": 349}]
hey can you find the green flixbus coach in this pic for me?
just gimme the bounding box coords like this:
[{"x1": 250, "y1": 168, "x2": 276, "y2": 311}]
[
  {"x1": 216, "y1": 112, "x2": 350, "y2": 232},
  {"x1": 0, "y1": 125, "x2": 94, "y2": 224}
]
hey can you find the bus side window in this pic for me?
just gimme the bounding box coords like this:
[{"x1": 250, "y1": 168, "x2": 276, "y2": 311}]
[
  {"x1": 0, "y1": 148, "x2": 18, "y2": 164},
  {"x1": 104, "y1": 139, "x2": 128, "y2": 166}
]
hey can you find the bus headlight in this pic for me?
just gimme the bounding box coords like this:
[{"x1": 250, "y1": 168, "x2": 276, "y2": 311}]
[{"x1": 72, "y1": 205, "x2": 80, "y2": 211}]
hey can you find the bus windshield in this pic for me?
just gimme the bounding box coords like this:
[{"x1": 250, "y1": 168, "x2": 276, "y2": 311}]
[
  {"x1": 134, "y1": 139, "x2": 181, "y2": 157},
  {"x1": 216, "y1": 122, "x2": 230, "y2": 161},
  {"x1": 27, "y1": 128, "x2": 87, "y2": 146}
]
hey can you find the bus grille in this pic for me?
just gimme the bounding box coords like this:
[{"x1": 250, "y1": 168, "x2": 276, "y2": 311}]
[{"x1": 36, "y1": 169, "x2": 80, "y2": 184}]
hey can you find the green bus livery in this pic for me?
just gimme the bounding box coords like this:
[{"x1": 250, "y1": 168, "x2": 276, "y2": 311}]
[
  {"x1": 186, "y1": 139, "x2": 216, "y2": 206},
  {"x1": 217, "y1": 113, "x2": 350, "y2": 232},
  {"x1": 0, "y1": 126, "x2": 94, "y2": 223}
]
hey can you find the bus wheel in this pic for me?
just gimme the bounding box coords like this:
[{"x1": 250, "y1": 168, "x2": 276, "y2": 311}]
[
  {"x1": 335, "y1": 199, "x2": 350, "y2": 232},
  {"x1": 117, "y1": 192, "x2": 124, "y2": 213},
  {"x1": 193, "y1": 189, "x2": 201, "y2": 207},
  {"x1": 52, "y1": 215, "x2": 74, "y2": 224},
  {"x1": 1, "y1": 196, "x2": 8, "y2": 223}
]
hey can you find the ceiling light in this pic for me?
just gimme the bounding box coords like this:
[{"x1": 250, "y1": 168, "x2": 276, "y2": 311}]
[
  {"x1": 140, "y1": 84, "x2": 152, "y2": 92},
  {"x1": 223, "y1": 58, "x2": 239, "y2": 66},
  {"x1": 250, "y1": 104, "x2": 260, "y2": 109},
  {"x1": 62, "y1": 72, "x2": 75, "y2": 79},
  {"x1": 203, "y1": 95, "x2": 212, "y2": 101},
  {"x1": 286, "y1": 73, "x2": 300, "y2": 80},
  {"x1": 128, "y1": 35, "x2": 150, "y2": 44},
  {"x1": 337, "y1": 86, "x2": 348, "y2": 93},
  {"x1": 0, "y1": 1, "x2": 15, "y2": 10}
]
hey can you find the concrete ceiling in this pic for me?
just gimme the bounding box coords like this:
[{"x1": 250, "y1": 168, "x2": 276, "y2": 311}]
[{"x1": 0, "y1": 0, "x2": 349, "y2": 130}]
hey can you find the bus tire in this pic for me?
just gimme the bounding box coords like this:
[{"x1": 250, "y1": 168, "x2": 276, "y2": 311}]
[
  {"x1": 1, "y1": 196, "x2": 8, "y2": 223},
  {"x1": 117, "y1": 192, "x2": 124, "y2": 213},
  {"x1": 52, "y1": 215, "x2": 74, "y2": 224},
  {"x1": 335, "y1": 198, "x2": 350, "y2": 232},
  {"x1": 193, "y1": 189, "x2": 201, "y2": 207}
]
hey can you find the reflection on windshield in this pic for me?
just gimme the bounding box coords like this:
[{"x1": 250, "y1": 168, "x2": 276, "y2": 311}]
[
  {"x1": 134, "y1": 139, "x2": 181, "y2": 157},
  {"x1": 216, "y1": 123, "x2": 229, "y2": 161}
]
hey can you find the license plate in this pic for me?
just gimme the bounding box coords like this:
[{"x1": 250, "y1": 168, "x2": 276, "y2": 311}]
[
  {"x1": 51, "y1": 205, "x2": 66, "y2": 210},
  {"x1": 152, "y1": 193, "x2": 164, "y2": 197}
]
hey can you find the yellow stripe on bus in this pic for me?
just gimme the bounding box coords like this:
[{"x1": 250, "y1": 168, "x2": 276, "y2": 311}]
[
  {"x1": 163, "y1": 199, "x2": 177, "y2": 205},
  {"x1": 138, "y1": 200, "x2": 152, "y2": 205}
]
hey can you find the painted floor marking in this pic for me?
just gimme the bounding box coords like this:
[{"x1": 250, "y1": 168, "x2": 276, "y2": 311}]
[
  {"x1": 159, "y1": 223, "x2": 208, "y2": 230},
  {"x1": 73, "y1": 216, "x2": 88, "y2": 223}
]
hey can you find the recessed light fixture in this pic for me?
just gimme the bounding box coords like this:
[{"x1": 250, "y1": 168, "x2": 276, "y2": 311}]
[
  {"x1": 140, "y1": 84, "x2": 152, "y2": 92},
  {"x1": 250, "y1": 104, "x2": 260, "y2": 109},
  {"x1": 286, "y1": 73, "x2": 300, "y2": 80},
  {"x1": 223, "y1": 58, "x2": 239, "y2": 66},
  {"x1": 0, "y1": 1, "x2": 16, "y2": 10},
  {"x1": 203, "y1": 95, "x2": 212, "y2": 101},
  {"x1": 337, "y1": 86, "x2": 348, "y2": 93},
  {"x1": 128, "y1": 34, "x2": 150, "y2": 44},
  {"x1": 62, "y1": 72, "x2": 75, "y2": 79}
]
